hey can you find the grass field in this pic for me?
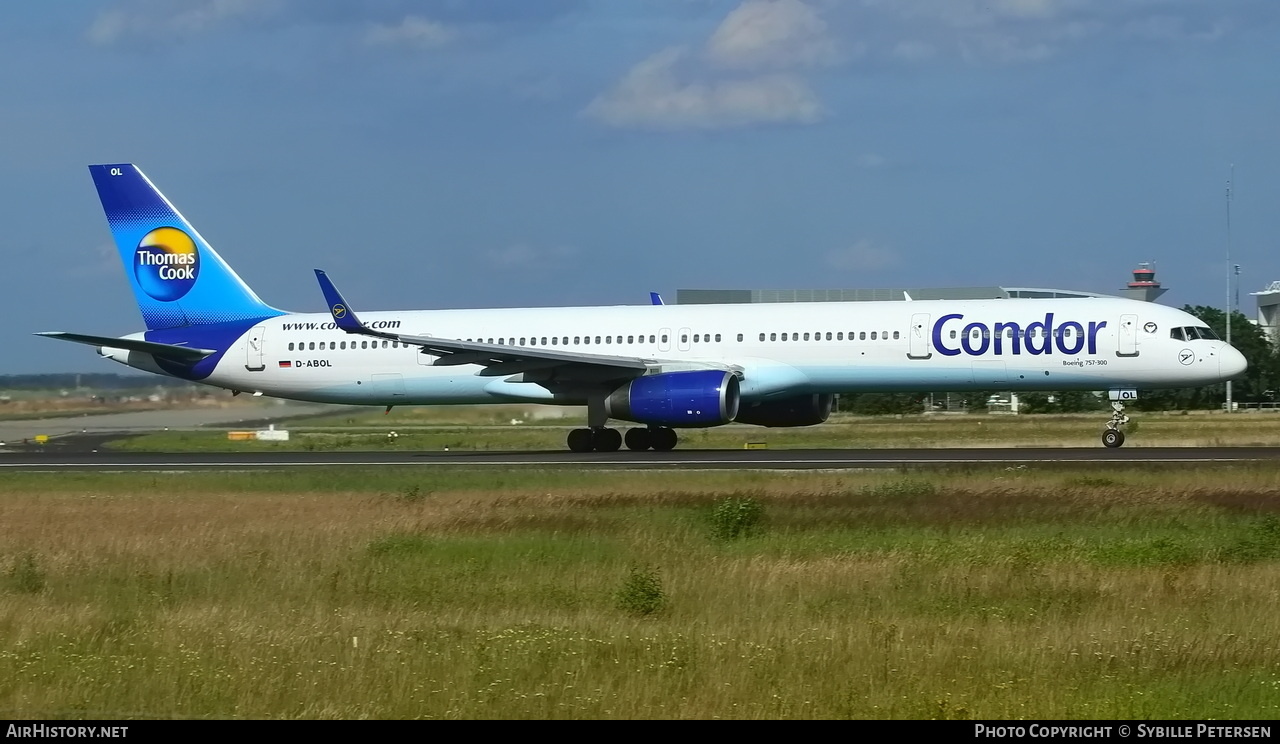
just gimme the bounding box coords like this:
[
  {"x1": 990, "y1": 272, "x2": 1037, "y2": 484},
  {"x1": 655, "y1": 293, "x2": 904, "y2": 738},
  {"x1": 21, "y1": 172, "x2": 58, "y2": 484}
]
[
  {"x1": 108, "y1": 408, "x2": 1280, "y2": 452},
  {"x1": 4, "y1": 466, "x2": 1280, "y2": 719}
]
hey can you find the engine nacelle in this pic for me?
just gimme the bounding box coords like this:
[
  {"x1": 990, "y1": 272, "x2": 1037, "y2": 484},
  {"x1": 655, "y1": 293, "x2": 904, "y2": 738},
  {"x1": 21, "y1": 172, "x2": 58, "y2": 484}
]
[
  {"x1": 606, "y1": 370, "x2": 740, "y2": 427},
  {"x1": 734, "y1": 393, "x2": 834, "y2": 427}
]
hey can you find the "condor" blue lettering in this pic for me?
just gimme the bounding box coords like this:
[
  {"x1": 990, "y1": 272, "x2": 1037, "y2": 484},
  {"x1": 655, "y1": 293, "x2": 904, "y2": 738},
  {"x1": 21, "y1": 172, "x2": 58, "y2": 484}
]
[{"x1": 932, "y1": 314, "x2": 1107, "y2": 357}]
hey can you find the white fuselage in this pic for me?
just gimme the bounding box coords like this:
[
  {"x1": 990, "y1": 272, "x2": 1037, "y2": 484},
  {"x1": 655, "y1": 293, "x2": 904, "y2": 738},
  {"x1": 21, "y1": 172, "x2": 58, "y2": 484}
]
[{"x1": 106, "y1": 296, "x2": 1242, "y2": 409}]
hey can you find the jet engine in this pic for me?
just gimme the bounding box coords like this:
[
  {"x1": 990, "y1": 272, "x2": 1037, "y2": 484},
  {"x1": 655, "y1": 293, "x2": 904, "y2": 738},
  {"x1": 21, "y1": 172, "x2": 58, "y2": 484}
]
[
  {"x1": 606, "y1": 370, "x2": 740, "y2": 427},
  {"x1": 734, "y1": 393, "x2": 834, "y2": 427}
]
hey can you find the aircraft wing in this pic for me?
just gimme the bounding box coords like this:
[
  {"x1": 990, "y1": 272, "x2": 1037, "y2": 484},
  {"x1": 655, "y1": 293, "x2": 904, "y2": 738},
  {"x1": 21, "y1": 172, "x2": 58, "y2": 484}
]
[
  {"x1": 313, "y1": 270, "x2": 654, "y2": 382},
  {"x1": 35, "y1": 331, "x2": 217, "y2": 363}
]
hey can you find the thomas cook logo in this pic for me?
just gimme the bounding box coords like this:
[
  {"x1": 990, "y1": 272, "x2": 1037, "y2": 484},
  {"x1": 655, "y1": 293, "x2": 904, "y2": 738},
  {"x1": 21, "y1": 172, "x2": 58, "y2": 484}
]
[
  {"x1": 331, "y1": 304, "x2": 347, "y2": 319},
  {"x1": 133, "y1": 227, "x2": 199, "y2": 302}
]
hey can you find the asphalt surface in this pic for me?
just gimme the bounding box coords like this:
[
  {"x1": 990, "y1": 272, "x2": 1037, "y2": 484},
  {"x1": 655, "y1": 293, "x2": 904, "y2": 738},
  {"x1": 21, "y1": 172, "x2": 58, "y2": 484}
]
[
  {"x1": 0, "y1": 403, "x2": 352, "y2": 451},
  {"x1": 4, "y1": 446, "x2": 1280, "y2": 471}
]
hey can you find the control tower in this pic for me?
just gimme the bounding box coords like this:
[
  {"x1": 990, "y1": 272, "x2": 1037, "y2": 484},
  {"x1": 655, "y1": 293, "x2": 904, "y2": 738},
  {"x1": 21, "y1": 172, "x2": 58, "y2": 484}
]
[
  {"x1": 1251, "y1": 281, "x2": 1280, "y2": 344},
  {"x1": 1118, "y1": 262, "x2": 1168, "y2": 303}
]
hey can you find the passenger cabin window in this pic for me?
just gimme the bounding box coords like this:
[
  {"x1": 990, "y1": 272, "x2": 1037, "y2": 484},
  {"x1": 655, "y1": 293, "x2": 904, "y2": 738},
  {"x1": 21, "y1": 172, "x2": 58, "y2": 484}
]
[
  {"x1": 770, "y1": 333, "x2": 777, "y2": 341},
  {"x1": 715, "y1": 334, "x2": 722, "y2": 342},
  {"x1": 837, "y1": 332, "x2": 843, "y2": 341},
  {"x1": 893, "y1": 331, "x2": 900, "y2": 340},
  {"x1": 871, "y1": 332, "x2": 877, "y2": 340},
  {"x1": 288, "y1": 343, "x2": 295, "y2": 351},
  {"x1": 737, "y1": 333, "x2": 744, "y2": 342}
]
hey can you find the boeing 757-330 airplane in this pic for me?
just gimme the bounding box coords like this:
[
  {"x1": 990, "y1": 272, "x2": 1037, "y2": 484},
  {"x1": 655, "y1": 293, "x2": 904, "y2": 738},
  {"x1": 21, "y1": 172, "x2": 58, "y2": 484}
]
[{"x1": 39, "y1": 164, "x2": 1246, "y2": 451}]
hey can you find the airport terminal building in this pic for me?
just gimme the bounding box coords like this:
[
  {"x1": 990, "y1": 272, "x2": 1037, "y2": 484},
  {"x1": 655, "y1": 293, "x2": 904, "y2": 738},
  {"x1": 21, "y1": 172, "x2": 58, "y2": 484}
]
[{"x1": 675, "y1": 265, "x2": 1169, "y2": 306}]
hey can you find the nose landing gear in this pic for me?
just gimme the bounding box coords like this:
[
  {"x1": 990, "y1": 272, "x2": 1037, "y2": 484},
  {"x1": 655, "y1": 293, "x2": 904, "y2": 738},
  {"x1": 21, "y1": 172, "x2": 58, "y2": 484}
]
[{"x1": 1101, "y1": 401, "x2": 1130, "y2": 448}]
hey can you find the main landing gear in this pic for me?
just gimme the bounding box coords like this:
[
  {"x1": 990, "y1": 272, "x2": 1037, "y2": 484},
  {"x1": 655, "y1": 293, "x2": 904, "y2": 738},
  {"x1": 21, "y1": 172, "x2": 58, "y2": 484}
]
[
  {"x1": 566, "y1": 427, "x2": 678, "y2": 453},
  {"x1": 1101, "y1": 401, "x2": 1130, "y2": 448}
]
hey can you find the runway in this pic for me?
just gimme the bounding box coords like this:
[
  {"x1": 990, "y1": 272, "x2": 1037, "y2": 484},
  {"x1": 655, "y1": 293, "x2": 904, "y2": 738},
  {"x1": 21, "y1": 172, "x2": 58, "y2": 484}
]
[{"x1": 4, "y1": 446, "x2": 1280, "y2": 471}]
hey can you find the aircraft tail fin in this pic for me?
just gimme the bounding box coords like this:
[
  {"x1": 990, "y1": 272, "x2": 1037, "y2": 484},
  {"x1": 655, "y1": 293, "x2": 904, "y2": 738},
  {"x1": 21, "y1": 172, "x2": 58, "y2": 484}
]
[{"x1": 88, "y1": 164, "x2": 284, "y2": 331}]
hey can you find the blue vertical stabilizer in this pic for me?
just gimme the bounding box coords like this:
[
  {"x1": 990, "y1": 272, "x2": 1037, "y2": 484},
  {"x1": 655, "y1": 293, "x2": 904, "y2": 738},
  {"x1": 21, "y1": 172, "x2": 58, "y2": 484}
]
[{"x1": 89, "y1": 164, "x2": 284, "y2": 330}]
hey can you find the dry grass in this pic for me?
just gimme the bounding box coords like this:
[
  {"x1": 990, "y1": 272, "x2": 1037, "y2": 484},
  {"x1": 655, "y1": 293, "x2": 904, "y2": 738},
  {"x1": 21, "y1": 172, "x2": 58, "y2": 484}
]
[{"x1": 4, "y1": 466, "x2": 1280, "y2": 719}]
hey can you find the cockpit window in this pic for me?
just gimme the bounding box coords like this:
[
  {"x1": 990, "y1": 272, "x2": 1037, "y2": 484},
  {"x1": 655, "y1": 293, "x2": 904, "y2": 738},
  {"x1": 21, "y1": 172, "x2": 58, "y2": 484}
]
[{"x1": 1177, "y1": 326, "x2": 1220, "y2": 341}]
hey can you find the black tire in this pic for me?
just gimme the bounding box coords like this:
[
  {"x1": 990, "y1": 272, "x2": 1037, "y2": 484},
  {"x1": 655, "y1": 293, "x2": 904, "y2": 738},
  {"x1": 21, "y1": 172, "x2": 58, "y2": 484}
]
[
  {"x1": 567, "y1": 428, "x2": 595, "y2": 452},
  {"x1": 650, "y1": 427, "x2": 678, "y2": 452},
  {"x1": 624, "y1": 428, "x2": 652, "y2": 451},
  {"x1": 1101, "y1": 429, "x2": 1125, "y2": 448},
  {"x1": 595, "y1": 427, "x2": 622, "y2": 452}
]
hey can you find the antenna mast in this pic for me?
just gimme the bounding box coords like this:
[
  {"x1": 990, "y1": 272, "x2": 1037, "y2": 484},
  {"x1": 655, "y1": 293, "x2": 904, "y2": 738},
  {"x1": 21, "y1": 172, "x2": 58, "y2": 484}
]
[{"x1": 1225, "y1": 164, "x2": 1233, "y2": 414}]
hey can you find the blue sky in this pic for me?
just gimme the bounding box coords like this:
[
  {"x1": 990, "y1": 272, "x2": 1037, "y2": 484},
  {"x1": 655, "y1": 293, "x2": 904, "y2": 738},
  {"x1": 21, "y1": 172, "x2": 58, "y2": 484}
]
[{"x1": 3, "y1": 0, "x2": 1278, "y2": 373}]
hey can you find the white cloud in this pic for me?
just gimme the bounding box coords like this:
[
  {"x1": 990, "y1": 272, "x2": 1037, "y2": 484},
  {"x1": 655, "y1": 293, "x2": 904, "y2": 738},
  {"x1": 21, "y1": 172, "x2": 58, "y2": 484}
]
[
  {"x1": 364, "y1": 16, "x2": 456, "y2": 49},
  {"x1": 88, "y1": 0, "x2": 277, "y2": 44},
  {"x1": 585, "y1": 47, "x2": 822, "y2": 131},
  {"x1": 825, "y1": 240, "x2": 897, "y2": 272},
  {"x1": 706, "y1": 0, "x2": 840, "y2": 70},
  {"x1": 586, "y1": 2, "x2": 834, "y2": 132}
]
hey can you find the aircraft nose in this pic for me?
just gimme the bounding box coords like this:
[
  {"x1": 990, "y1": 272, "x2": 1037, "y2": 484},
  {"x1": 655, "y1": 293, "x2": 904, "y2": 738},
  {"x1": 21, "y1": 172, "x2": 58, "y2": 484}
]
[{"x1": 1221, "y1": 345, "x2": 1248, "y2": 380}]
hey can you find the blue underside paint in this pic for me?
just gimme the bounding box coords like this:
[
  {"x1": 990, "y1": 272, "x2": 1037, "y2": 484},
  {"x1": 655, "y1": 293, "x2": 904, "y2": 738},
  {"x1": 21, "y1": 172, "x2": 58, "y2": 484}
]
[{"x1": 146, "y1": 319, "x2": 272, "y2": 380}]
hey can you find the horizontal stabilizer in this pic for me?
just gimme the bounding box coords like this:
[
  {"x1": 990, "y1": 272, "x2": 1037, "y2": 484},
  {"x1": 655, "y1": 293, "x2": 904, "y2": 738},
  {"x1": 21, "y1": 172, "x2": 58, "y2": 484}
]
[{"x1": 35, "y1": 332, "x2": 217, "y2": 363}]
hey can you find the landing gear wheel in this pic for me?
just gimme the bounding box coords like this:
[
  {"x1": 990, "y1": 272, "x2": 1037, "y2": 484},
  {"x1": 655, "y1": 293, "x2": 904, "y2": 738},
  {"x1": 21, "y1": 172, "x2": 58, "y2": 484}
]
[
  {"x1": 567, "y1": 428, "x2": 595, "y2": 453},
  {"x1": 625, "y1": 428, "x2": 652, "y2": 451},
  {"x1": 594, "y1": 427, "x2": 622, "y2": 452},
  {"x1": 649, "y1": 427, "x2": 678, "y2": 452},
  {"x1": 1100, "y1": 401, "x2": 1130, "y2": 449}
]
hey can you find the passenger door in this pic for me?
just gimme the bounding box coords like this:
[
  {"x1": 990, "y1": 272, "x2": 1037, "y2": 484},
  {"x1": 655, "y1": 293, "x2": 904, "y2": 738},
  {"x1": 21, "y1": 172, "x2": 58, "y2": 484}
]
[
  {"x1": 907, "y1": 313, "x2": 931, "y2": 359},
  {"x1": 245, "y1": 325, "x2": 266, "y2": 371},
  {"x1": 1117, "y1": 314, "x2": 1139, "y2": 357}
]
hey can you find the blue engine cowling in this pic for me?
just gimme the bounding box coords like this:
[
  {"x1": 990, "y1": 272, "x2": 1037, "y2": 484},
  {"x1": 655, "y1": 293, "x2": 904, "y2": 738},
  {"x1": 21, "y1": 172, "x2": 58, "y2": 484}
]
[
  {"x1": 734, "y1": 394, "x2": 835, "y2": 427},
  {"x1": 606, "y1": 370, "x2": 740, "y2": 427}
]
